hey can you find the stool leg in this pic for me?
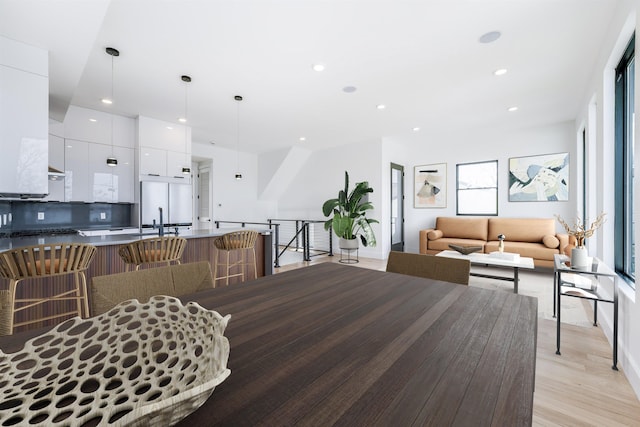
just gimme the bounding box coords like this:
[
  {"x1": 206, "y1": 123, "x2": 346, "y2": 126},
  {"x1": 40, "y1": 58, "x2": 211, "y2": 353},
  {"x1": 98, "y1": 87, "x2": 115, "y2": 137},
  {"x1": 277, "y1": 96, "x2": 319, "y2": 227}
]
[
  {"x1": 213, "y1": 252, "x2": 219, "y2": 288},
  {"x1": 241, "y1": 249, "x2": 246, "y2": 282},
  {"x1": 7, "y1": 279, "x2": 18, "y2": 335},
  {"x1": 73, "y1": 272, "x2": 83, "y2": 318},
  {"x1": 252, "y1": 248, "x2": 257, "y2": 280},
  {"x1": 79, "y1": 272, "x2": 90, "y2": 318},
  {"x1": 225, "y1": 251, "x2": 230, "y2": 286}
]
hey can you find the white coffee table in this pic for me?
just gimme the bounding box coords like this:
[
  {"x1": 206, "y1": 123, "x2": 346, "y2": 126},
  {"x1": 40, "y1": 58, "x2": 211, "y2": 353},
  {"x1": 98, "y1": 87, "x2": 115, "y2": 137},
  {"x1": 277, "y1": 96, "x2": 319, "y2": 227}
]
[{"x1": 436, "y1": 250, "x2": 535, "y2": 293}]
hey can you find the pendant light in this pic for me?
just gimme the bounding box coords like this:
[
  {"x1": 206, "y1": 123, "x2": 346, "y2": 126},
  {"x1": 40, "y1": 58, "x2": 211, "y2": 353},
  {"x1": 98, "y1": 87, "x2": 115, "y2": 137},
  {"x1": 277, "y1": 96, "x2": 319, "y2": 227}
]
[
  {"x1": 105, "y1": 47, "x2": 119, "y2": 167},
  {"x1": 234, "y1": 95, "x2": 243, "y2": 180},
  {"x1": 181, "y1": 75, "x2": 191, "y2": 174}
]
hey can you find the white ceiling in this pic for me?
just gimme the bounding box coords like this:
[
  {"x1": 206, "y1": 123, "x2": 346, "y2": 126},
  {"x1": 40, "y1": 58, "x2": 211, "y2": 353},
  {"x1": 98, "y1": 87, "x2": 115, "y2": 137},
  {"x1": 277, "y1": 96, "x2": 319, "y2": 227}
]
[{"x1": 0, "y1": 0, "x2": 620, "y2": 153}]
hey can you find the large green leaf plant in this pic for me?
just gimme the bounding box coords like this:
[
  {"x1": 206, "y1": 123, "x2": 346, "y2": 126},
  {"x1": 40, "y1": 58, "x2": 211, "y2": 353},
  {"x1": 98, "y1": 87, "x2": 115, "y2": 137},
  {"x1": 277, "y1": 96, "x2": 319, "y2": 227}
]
[{"x1": 322, "y1": 171, "x2": 378, "y2": 247}]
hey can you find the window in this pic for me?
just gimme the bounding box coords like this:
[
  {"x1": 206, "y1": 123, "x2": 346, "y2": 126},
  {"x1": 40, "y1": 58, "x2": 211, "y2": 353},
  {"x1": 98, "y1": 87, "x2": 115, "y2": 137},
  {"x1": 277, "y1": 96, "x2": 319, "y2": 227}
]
[
  {"x1": 614, "y1": 34, "x2": 635, "y2": 287},
  {"x1": 456, "y1": 160, "x2": 498, "y2": 215}
]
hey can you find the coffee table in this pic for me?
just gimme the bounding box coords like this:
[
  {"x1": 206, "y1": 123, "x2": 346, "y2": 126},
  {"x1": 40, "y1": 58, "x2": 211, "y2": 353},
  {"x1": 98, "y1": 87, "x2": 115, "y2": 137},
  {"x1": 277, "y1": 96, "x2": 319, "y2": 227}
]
[{"x1": 436, "y1": 250, "x2": 535, "y2": 293}]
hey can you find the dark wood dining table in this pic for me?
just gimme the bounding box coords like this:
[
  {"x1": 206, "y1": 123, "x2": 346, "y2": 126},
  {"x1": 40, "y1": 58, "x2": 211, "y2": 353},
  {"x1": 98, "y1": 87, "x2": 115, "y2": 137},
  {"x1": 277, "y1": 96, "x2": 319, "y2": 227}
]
[{"x1": 0, "y1": 262, "x2": 537, "y2": 426}]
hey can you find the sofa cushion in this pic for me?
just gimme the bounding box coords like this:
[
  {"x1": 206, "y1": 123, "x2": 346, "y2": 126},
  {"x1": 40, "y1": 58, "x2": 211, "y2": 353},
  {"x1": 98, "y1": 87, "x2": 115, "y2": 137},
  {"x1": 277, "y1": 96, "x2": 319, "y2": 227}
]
[
  {"x1": 542, "y1": 235, "x2": 560, "y2": 249},
  {"x1": 488, "y1": 218, "x2": 555, "y2": 243},
  {"x1": 428, "y1": 237, "x2": 487, "y2": 252},
  {"x1": 436, "y1": 217, "x2": 488, "y2": 241},
  {"x1": 427, "y1": 230, "x2": 443, "y2": 240},
  {"x1": 485, "y1": 241, "x2": 558, "y2": 261}
]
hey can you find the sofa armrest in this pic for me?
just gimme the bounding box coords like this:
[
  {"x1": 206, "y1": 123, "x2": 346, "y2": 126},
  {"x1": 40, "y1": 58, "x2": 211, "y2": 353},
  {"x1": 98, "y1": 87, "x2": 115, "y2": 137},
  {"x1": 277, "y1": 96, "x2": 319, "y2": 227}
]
[
  {"x1": 557, "y1": 233, "x2": 574, "y2": 256},
  {"x1": 419, "y1": 229, "x2": 435, "y2": 254}
]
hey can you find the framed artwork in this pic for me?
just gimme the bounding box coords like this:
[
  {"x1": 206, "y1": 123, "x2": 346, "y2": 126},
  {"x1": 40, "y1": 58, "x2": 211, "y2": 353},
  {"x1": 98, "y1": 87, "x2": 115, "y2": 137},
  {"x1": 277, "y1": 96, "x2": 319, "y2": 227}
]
[
  {"x1": 414, "y1": 163, "x2": 446, "y2": 208},
  {"x1": 509, "y1": 152, "x2": 569, "y2": 201}
]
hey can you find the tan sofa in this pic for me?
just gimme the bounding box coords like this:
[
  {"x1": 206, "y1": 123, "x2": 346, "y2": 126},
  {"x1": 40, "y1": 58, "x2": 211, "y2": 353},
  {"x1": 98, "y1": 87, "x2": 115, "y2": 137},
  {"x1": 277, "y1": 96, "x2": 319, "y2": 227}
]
[{"x1": 419, "y1": 217, "x2": 570, "y2": 268}]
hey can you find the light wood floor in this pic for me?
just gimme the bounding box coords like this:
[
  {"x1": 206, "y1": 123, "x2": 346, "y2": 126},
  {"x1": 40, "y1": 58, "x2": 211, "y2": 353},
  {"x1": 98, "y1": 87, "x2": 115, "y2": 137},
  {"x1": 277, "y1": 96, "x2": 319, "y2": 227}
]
[{"x1": 275, "y1": 255, "x2": 640, "y2": 426}]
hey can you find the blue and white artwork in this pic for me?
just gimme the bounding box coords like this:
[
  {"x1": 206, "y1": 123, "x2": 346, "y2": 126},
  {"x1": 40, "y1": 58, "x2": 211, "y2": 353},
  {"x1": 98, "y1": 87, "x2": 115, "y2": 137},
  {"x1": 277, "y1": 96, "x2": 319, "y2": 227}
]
[{"x1": 509, "y1": 153, "x2": 569, "y2": 202}]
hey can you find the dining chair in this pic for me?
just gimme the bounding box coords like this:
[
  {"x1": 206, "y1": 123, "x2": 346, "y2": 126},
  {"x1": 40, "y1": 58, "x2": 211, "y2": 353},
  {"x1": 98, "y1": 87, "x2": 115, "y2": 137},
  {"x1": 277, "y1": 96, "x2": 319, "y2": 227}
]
[
  {"x1": 118, "y1": 235, "x2": 187, "y2": 271},
  {"x1": 213, "y1": 230, "x2": 258, "y2": 285},
  {"x1": 0, "y1": 243, "x2": 97, "y2": 335},
  {"x1": 386, "y1": 251, "x2": 470, "y2": 285}
]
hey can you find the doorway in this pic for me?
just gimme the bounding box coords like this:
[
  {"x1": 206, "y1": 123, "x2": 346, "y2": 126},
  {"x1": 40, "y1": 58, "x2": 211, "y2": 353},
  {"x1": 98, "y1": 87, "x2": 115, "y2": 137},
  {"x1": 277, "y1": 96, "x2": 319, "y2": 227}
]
[
  {"x1": 390, "y1": 163, "x2": 404, "y2": 252},
  {"x1": 195, "y1": 160, "x2": 213, "y2": 228}
]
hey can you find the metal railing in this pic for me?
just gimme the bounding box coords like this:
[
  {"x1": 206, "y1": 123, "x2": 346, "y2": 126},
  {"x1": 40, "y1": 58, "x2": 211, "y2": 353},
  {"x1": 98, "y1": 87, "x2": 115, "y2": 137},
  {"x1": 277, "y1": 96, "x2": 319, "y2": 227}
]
[
  {"x1": 268, "y1": 219, "x2": 333, "y2": 264},
  {"x1": 214, "y1": 219, "x2": 334, "y2": 268}
]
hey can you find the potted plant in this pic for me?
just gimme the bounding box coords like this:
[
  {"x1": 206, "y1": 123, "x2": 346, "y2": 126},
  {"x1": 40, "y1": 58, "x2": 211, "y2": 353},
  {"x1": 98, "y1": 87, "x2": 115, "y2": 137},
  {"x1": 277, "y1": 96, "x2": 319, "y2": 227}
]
[{"x1": 322, "y1": 171, "x2": 378, "y2": 249}]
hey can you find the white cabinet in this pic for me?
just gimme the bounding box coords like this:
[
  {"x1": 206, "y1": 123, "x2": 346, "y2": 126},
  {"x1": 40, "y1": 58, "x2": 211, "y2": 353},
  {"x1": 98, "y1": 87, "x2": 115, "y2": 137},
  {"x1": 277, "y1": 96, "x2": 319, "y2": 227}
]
[
  {"x1": 88, "y1": 144, "x2": 134, "y2": 203},
  {"x1": 63, "y1": 105, "x2": 135, "y2": 148},
  {"x1": 45, "y1": 134, "x2": 65, "y2": 201},
  {"x1": 167, "y1": 150, "x2": 192, "y2": 179},
  {"x1": 0, "y1": 37, "x2": 48, "y2": 197},
  {"x1": 64, "y1": 139, "x2": 90, "y2": 202},
  {"x1": 139, "y1": 146, "x2": 167, "y2": 176},
  {"x1": 137, "y1": 116, "x2": 191, "y2": 182},
  {"x1": 64, "y1": 140, "x2": 134, "y2": 203}
]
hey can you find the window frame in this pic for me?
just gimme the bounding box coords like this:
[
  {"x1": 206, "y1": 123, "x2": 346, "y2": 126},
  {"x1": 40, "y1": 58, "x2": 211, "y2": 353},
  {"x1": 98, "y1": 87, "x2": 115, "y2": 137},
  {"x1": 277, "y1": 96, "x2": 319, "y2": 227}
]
[
  {"x1": 455, "y1": 160, "x2": 498, "y2": 216},
  {"x1": 614, "y1": 33, "x2": 635, "y2": 287}
]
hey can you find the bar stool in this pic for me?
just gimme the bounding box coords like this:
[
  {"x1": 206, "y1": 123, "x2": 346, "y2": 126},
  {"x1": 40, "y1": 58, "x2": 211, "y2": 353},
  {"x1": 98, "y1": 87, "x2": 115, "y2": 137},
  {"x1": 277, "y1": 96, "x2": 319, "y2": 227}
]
[
  {"x1": 0, "y1": 243, "x2": 97, "y2": 335},
  {"x1": 118, "y1": 236, "x2": 187, "y2": 271},
  {"x1": 213, "y1": 230, "x2": 258, "y2": 286}
]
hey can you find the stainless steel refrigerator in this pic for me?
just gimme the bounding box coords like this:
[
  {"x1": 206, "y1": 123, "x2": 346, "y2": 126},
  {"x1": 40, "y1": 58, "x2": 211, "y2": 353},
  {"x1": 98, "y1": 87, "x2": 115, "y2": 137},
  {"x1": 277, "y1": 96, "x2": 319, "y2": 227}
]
[{"x1": 140, "y1": 181, "x2": 192, "y2": 229}]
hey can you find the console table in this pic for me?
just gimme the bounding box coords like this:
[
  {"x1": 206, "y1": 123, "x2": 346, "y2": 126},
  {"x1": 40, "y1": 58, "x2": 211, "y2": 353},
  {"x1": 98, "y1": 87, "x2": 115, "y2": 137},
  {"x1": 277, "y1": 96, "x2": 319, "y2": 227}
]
[{"x1": 553, "y1": 254, "x2": 619, "y2": 370}]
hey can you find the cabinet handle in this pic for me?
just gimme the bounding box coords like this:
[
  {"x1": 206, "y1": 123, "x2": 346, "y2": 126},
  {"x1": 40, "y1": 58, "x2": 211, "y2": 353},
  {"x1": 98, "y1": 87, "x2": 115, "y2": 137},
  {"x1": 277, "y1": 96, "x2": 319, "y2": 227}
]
[{"x1": 147, "y1": 174, "x2": 160, "y2": 177}]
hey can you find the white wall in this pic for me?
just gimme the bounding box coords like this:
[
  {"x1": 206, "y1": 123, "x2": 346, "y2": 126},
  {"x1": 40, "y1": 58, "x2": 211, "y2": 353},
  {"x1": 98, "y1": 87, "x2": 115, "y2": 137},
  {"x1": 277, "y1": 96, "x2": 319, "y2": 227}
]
[
  {"x1": 573, "y1": 0, "x2": 640, "y2": 398},
  {"x1": 276, "y1": 139, "x2": 384, "y2": 259},
  {"x1": 192, "y1": 142, "x2": 277, "y2": 226},
  {"x1": 384, "y1": 122, "x2": 577, "y2": 253}
]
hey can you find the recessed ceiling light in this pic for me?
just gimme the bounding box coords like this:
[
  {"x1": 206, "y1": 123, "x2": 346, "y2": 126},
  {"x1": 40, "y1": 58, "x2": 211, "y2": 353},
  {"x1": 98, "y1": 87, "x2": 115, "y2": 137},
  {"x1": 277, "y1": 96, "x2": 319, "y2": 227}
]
[
  {"x1": 494, "y1": 68, "x2": 508, "y2": 76},
  {"x1": 343, "y1": 86, "x2": 357, "y2": 93},
  {"x1": 312, "y1": 63, "x2": 325, "y2": 72},
  {"x1": 299, "y1": 137, "x2": 306, "y2": 141},
  {"x1": 178, "y1": 117, "x2": 187, "y2": 123},
  {"x1": 101, "y1": 98, "x2": 112, "y2": 105},
  {"x1": 89, "y1": 118, "x2": 97, "y2": 122},
  {"x1": 413, "y1": 127, "x2": 420, "y2": 132},
  {"x1": 166, "y1": 126, "x2": 173, "y2": 130},
  {"x1": 508, "y1": 106, "x2": 518, "y2": 112},
  {"x1": 479, "y1": 31, "x2": 501, "y2": 44},
  {"x1": 376, "y1": 104, "x2": 386, "y2": 110}
]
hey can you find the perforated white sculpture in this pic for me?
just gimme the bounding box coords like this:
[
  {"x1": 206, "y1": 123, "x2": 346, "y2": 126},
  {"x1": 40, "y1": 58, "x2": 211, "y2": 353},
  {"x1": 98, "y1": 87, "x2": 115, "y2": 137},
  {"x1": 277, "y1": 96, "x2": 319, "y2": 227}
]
[{"x1": 0, "y1": 295, "x2": 231, "y2": 426}]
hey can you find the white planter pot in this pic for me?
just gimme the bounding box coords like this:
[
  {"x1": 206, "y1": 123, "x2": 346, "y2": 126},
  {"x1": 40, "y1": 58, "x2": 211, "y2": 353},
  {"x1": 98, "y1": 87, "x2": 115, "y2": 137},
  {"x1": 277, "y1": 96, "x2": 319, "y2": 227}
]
[
  {"x1": 571, "y1": 246, "x2": 589, "y2": 268},
  {"x1": 339, "y1": 238, "x2": 359, "y2": 250}
]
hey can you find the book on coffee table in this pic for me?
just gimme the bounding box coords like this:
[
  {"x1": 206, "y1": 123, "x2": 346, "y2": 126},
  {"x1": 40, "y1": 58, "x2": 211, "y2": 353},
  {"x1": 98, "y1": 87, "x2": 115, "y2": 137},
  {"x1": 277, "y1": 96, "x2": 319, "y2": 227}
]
[{"x1": 488, "y1": 251, "x2": 520, "y2": 262}]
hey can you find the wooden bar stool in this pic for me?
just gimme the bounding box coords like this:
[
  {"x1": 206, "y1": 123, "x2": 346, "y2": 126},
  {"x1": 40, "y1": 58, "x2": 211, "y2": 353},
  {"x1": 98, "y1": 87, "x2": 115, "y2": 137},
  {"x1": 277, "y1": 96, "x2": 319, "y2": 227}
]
[
  {"x1": 0, "y1": 243, "x2": 97, "y2": 335},
  {"x1": 213, "y1": 230, "x2": 258, "y2": 286},
  {"x1": 118, "y1": 236, "x2": 187, "y2": 271}
]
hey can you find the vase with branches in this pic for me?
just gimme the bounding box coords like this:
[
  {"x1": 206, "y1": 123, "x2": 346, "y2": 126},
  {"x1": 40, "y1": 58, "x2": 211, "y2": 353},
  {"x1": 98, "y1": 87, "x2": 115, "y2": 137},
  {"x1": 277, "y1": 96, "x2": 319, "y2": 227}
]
[{"x1": 555, "y1": 212, "x2": 606, "y2": 247}]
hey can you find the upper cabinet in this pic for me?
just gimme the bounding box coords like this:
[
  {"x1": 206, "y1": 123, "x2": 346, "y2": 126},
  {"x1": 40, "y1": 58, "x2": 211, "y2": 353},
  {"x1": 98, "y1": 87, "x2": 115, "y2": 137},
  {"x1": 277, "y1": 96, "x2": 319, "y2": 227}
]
[
  {"x1": 60, "y1": 106, "x2": 136, "y2": 203},
  {"x1": 137, "y1": 116, "x2": 191, "y2": 181},
  {"x1": 63, "y1": 105, "x2": 135, "y2": 148},
  {"x1": 0, "y1": 36, "x2": 48, "y2": 198}
]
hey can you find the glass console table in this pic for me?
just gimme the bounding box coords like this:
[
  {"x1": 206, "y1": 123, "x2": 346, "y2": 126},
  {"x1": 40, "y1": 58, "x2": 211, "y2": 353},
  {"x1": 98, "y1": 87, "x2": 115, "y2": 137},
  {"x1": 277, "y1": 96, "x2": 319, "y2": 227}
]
[{"x1": 553, "y1": 254, "x2": 618, "y2": 370}]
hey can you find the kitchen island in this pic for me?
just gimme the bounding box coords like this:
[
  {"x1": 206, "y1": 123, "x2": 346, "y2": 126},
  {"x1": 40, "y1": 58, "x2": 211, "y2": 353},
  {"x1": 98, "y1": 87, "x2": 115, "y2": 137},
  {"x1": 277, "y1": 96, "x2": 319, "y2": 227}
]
[{"x1": 0, "y1": 228, "x2": 273, "y2": 333}]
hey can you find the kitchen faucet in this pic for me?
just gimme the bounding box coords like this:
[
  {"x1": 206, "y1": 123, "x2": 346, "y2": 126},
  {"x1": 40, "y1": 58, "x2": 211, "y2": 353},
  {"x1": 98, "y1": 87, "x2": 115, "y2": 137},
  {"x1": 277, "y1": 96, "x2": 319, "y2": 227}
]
[{"x1": 158, "y1": 207, "x2": 164, "y2": 236}]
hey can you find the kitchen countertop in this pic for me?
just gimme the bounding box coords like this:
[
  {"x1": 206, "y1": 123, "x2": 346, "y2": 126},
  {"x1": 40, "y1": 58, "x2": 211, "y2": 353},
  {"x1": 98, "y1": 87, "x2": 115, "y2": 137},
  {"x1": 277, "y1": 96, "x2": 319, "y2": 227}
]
[{"x1": 0, "y1": 227, "x2": 272, "y2": 251}]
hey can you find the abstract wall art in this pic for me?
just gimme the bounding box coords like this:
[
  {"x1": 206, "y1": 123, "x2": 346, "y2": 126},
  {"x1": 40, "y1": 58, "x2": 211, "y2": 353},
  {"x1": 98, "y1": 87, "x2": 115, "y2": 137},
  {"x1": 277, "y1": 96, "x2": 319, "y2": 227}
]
[
  {"x1": 414, "y1": 163, "x2": 446, "y2": 208},
  {"x1": 509, "y1": 152, "x2": 569, "y2": 201}
]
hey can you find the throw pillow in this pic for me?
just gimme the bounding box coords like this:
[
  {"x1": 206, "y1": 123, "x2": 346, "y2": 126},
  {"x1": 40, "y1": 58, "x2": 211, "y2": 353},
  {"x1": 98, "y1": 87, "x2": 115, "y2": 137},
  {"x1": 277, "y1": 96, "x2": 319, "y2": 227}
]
[
  {"x1": 542, "y1": 235, "x2": 560, "y2": 249},
  {"x1": 427, "y1": 230, "x2": 443, "y2": 240}
]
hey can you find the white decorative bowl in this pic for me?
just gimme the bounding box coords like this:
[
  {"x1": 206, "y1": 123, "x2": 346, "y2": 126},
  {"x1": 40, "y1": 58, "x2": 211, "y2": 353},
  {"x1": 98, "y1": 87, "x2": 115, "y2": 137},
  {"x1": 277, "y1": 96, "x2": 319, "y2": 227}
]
[{"x1": 0, "y1": 295, "x2": 230, "y2": 426}]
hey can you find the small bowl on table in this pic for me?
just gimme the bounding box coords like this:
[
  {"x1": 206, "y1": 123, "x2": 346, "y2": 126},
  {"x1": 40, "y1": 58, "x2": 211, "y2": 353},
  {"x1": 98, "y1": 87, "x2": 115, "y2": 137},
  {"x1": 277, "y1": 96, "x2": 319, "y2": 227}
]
[{"x1": 448, "y1": 244, "x2": 482, "y2": 255}]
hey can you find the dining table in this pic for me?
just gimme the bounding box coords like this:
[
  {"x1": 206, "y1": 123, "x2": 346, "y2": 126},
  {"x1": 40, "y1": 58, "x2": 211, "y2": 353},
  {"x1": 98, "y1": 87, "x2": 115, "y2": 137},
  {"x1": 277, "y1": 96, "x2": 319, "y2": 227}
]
[{"x1": 0, "y1": 262, "x2": 538, "y2": 426}]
